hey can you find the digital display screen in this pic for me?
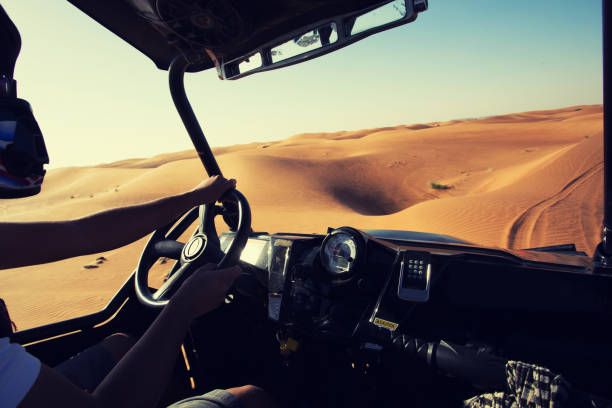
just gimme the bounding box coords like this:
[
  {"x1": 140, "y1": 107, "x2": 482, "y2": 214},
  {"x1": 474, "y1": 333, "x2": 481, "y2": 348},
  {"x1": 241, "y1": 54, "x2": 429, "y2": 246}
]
[
  {"x1": 220, "y1": 235, "x2": 269, "y2": 269},
  {"x1": 240, "y1": 239, "x2": 268, "y2": 266}
]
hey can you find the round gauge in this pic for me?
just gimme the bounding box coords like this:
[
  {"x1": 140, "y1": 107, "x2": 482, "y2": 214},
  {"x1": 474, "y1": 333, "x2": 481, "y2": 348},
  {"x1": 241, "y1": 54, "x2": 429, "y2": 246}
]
[{"x1": 321, "y1": 231, "x2": 359, "y2": 275}]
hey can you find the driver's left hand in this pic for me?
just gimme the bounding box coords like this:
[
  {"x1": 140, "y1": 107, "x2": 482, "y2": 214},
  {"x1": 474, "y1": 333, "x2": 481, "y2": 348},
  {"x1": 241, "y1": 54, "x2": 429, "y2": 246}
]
[{"x1": 191, "y1": 175, "x2": 237, "y2": 203}]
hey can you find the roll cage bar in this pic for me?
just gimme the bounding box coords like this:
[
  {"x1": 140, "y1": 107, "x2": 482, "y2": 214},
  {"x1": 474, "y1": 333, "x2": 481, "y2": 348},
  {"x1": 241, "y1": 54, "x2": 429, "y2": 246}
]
[
  {"x1": 600, "y1": 0, "x2": 612, "y2": 266},
  {"x1": 169, "y1": 55, "x2": 223, "y2": 178}
]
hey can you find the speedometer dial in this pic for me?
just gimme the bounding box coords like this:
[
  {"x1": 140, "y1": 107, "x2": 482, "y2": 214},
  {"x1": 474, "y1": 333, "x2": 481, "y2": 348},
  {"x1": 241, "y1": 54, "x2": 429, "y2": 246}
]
[{"x1": 321, "y1": 231, "x2": 358, "y2": 275}]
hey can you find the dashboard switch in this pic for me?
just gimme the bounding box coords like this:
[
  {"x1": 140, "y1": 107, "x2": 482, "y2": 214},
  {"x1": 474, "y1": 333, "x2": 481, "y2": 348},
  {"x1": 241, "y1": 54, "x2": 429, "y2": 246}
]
[
  {"x1": 268, "y1": 293, "x2": 283, "y2": 321},
  {"x1": 397, "y1": 251, "x2": 431, "y2": 302}
]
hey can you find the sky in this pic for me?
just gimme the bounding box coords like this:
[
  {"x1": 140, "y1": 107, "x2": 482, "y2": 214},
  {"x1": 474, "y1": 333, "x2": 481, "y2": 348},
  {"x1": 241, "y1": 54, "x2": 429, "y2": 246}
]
[{"x1": 1, "y1": 1, "x2": 603, "y2": 168}]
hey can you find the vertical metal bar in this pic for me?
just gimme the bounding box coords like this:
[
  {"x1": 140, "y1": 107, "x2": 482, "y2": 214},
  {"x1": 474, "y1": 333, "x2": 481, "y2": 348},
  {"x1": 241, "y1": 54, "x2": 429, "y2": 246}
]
[
  {"x1": 603, "y1": 0, "x2": 612, "y2": 254},
  {"x1": 168, "y1": 55, "x2": 222, "y2": 177}
]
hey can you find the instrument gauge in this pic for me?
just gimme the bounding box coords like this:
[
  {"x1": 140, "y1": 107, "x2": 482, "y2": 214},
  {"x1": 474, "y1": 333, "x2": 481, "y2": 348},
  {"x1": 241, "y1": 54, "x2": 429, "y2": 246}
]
[{"x1": 321, "y1": 229, "x2": 361, "y2": 275}]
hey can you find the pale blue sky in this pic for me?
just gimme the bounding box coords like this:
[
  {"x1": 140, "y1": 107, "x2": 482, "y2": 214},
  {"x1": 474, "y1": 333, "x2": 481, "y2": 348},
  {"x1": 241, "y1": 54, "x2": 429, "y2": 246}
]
[{"x1": 2, "y1": 1, "x2": 603, "y2": 167}]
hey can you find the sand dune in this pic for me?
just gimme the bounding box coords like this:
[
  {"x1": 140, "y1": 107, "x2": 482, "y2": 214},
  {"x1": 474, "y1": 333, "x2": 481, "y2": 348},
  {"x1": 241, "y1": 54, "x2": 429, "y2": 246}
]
[{"x1": 0, "y1": 105, "x2": 603, "y2": 330}]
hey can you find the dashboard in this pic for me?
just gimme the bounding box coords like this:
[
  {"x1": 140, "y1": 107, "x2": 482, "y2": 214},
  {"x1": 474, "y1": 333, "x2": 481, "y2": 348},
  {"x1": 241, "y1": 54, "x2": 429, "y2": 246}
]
[
  {"x1": 217, "y1": 227, "x2": 612, "y2": 397},
  {"x1": 219, "y1": 226, "x2": 603, "y2": 346}
]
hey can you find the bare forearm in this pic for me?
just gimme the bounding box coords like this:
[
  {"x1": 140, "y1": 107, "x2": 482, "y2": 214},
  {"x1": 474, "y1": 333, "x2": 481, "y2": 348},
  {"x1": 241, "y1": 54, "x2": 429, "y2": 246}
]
[
  {"x1": 21, "y1": 302, "x2": 193, "y2": 408},
  {"x1": 94, "y1": 301, "x2": 191, "y2": 408},
  {"x1": 94, "y1": 265, "x2": 238, "y2": 407},
  {"x1": 0, "y1": 191, "x2": 201, "y2": 269},
  {"x1": 74, "y1": 191, "x2": 200, "y2": 254}
]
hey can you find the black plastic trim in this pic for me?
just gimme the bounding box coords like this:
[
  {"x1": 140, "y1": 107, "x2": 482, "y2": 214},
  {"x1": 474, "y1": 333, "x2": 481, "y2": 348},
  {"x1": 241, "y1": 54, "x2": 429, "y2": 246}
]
[
  {"x1": 12, "y1": 273, "x2": 134, "y2": 345},
  {"x1": 602, "y1": 0, "x2": 612, "y2": 255}
]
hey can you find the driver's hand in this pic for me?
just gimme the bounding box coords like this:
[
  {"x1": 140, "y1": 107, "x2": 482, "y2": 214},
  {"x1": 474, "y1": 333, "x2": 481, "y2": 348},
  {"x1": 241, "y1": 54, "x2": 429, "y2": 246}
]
[
  {"x1": 192, "y1": 175, "x2": 237, "y2": 203},
  {"x1": 171, "y1": 264, "x2": 241, "y2": 320}
]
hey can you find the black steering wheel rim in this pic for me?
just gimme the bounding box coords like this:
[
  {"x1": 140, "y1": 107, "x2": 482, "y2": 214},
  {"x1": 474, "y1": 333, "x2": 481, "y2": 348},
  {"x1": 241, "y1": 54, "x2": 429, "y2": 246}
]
[{"x1": 134, "y1": 189, "x2": 251, "y2": 308}]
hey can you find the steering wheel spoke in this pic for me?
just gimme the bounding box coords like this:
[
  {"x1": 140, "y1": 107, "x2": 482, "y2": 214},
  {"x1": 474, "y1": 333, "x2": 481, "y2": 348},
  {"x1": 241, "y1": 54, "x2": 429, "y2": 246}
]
[
  {"x1": 152, "y1": 262, "x2": 191, "y2": 301},
  {"x1": 167, "y1": 206, "x2": 200, "y2": 240},
  {"x1": 199, "y1": 204, "x2": 221, "y2": 247},
  {"x1": 153, "y1": 239, "x2": 184, "y2": 260}
]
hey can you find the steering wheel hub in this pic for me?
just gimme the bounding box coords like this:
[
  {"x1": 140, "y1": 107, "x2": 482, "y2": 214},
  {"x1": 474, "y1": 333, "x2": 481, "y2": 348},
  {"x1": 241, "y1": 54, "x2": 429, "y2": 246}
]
[{"x1": 182, "y1": 234, "x2": 207, "y2": 262}]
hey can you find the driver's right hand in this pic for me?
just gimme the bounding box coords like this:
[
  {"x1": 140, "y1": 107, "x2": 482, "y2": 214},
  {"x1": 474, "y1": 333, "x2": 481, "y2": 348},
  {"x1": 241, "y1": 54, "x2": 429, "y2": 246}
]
[{"x1": 170, "y1": 263, "x2": 241, "y2": 320}]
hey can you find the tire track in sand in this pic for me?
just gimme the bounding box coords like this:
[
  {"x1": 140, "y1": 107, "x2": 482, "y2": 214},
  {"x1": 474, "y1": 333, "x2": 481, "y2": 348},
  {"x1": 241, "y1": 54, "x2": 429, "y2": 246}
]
[{"x1": 505, "y1": 162, "x2": 602, "y2": 249}]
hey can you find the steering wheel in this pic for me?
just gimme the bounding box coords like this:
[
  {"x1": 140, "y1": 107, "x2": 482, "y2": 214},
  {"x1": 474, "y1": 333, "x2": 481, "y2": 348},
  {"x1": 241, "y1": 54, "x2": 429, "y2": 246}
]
[{"x1": 135, "y1": 189, "x2": 251, "y2": 308}]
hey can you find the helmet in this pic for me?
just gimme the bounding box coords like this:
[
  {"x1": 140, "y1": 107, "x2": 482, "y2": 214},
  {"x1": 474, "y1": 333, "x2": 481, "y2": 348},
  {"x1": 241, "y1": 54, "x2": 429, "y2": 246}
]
[
  {"x1": 0, "y1": 4, "x2": 49, "y2": 198},
  {"x1": 0, "y1": 97, "x2": 48, "y2": 198}
]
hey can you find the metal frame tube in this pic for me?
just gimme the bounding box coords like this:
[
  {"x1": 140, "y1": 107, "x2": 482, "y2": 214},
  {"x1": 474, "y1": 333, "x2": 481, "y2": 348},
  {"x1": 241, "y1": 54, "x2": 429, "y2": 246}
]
[
  {"x1": 168, "y1": 55, "x2": 222, "y2": 177},
  {"x1": 603, "y1": 0, "x2": 612, "y2": 255}
]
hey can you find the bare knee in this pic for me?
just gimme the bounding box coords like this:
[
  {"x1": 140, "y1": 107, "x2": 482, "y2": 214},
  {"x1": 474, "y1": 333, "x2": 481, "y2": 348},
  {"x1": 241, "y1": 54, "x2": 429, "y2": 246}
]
[
  {"x1": 101, "y1": 333, "x2": 135, "y2": 362},
  {"x1": 226, "y1": 385, "x2": 276, "y2": 408}
]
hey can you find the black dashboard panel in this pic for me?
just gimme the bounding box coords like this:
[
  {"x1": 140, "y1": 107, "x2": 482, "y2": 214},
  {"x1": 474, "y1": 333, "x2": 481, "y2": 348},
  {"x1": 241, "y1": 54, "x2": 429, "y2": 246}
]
[
  {"x1": 443, "y1": 258, "x2": 612, "y2": 313},
  {"x1": 222, "y1": 228, "x2": 612, "y2": 396},
  {"x1": 220, "y1": 229, "x2": 612, "y2": 337}
]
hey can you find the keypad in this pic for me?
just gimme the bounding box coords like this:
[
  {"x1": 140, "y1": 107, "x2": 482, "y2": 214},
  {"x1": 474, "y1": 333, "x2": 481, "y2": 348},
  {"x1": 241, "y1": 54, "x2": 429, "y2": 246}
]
[
  {"x1": 405, "y1": 259, "x2": 425, "y2": 278},
  {"x1": 398, "y1": 251, "x2": 431, "y2": 300}
]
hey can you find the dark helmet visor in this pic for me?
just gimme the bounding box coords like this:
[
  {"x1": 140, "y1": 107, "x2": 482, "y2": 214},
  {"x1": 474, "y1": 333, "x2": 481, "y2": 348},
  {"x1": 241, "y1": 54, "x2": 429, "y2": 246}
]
[{"x1": 0, "y1": 98, "x2": 48, "y2": 198}]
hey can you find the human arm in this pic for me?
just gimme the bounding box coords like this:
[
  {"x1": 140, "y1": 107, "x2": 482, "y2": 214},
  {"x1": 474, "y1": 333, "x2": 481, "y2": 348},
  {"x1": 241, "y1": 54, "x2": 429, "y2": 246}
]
[
  {"x1": 0, "y1": 176, "x2": 235, "y2": 269},
  {"x1": 19, "y1": 264, "x2": 241, "y2": 408}
]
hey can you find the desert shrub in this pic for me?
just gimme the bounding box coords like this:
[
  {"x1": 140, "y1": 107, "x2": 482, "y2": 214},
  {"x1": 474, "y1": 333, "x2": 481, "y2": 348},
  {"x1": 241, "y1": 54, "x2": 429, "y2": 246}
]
[{"x1": 430, "y1": 181, "x2": 453, "y2": 190}]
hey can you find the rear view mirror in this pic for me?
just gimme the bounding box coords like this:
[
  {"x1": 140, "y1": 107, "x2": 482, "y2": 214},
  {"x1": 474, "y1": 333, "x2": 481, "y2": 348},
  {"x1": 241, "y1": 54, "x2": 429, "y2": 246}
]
[{"x1": 221, "y1": 0, "x2": 427, "y2": 80}]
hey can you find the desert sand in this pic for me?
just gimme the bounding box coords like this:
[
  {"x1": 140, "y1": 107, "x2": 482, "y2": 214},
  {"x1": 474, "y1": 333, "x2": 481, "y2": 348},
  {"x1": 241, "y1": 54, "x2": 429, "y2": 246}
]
[{"x1": 0, "y1": 105, "x2": 603, "y2": 330}]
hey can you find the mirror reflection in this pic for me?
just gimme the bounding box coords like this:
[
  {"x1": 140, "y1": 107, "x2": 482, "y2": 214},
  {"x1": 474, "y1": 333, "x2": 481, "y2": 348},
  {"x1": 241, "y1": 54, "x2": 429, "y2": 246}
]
[
  {"x1": 238, "y1": 53, "x2": 262, "y2": 74},
  {"x1": 271, "y1": 23, "x2": 338, "y2": 64},
  {"x1": 350, "y1": 0, "x2": 407, "y2": 35}
]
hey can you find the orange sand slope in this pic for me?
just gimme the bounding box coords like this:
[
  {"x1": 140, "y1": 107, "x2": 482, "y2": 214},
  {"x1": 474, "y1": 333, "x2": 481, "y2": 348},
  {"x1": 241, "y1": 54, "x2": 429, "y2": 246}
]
[{"x1": 0, "y1": 104, "x2": 604, "y2": 330}]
